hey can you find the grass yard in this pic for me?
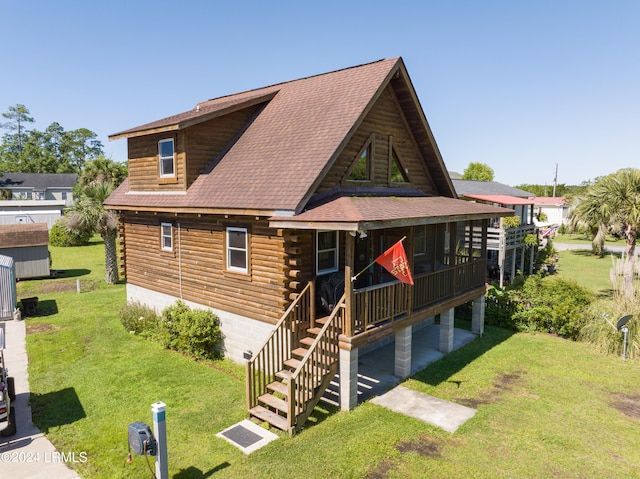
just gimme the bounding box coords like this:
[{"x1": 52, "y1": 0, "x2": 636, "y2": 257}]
[
  {"x1": 556, "y1": 249, "x2": 617, "y2": 296},
  {"x1": 19, "y1": 240, "x2": 640, "y2": 478}
]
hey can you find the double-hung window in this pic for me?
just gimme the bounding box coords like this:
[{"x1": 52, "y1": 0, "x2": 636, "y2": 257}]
[
  {"x1": 158, "y1": 139, "x2": 175, "y2": 178},
  {"x1": 316, "y1": 230, "x2": 338, "y2": 275},
  {"x1": 161, "y1": 223, "x2": 173, "y2": 251},
  {"x1": 227, "y1": 227, "x2": 248, "y2": 273}
]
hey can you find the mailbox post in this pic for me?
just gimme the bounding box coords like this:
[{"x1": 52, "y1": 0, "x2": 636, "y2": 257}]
[{"x1": 152, "y1": 401, "x2": 168, "y2": 479}]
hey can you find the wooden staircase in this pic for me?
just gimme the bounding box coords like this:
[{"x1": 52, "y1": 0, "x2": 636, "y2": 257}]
[{"x1": 246, "y1": 282, "x2": 345, "y2": 435}]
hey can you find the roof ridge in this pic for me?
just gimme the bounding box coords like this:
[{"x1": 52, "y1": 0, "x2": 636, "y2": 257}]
[{"x1": 196, "y1": 58, "x2": 396, "y2": 109}]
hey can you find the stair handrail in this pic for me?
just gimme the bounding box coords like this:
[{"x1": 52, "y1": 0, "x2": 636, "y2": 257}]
[
  {"x1": 287, "y1": 293, "x2": 346, "y2": 431},
  {"x1": 246, "y1": 282, "x2": 314, "y2": 410}
]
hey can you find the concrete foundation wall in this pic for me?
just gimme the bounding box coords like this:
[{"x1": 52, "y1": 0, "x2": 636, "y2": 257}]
[{"x1": 126, "y1": 283, "x2": 275, "y2": 363}]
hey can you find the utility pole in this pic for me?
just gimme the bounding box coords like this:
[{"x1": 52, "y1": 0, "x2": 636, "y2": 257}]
[{"x1": 552, "y1": 163, "x2": 558, "y2": 197}]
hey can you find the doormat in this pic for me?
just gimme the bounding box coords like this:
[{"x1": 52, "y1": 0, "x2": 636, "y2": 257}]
[{"x1": 217, "y1": 420, "x2": 279, "y2": 454}]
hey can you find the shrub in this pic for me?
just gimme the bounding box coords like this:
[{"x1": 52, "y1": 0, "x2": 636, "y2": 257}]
[
  {"x1": 119, "y1": 301, "x2": 159, "y2": 336},
  {"x1": 49, "y1": 217, "x2": 93, "y2": 247},
  {"x1": 509, "y1": 275, "x2": 593, "y2": 339},
  {"x1": 158, "y1": 301, "x2": 223, "y2": 360},
  {"x1": 580, "y1": 296, "x2": 640, "y2": 359},
  {"x1": 486, "y1": 274, "x2": 593, "y2": 340}
]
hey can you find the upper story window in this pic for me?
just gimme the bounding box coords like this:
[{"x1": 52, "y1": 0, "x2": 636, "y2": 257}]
[
  {"x1": 316, "y1": 230, "x2": 338, "y2": 275},
  {"x1": 227, "y1": 227, "x2": 248, "y2": 273},
  {"x1": 345, "y1": 134, "x2": 374, "y2": 183},
  {"x1": 161, "y1": 223, "x2": 173, "y2": 251},
  {"x1": 390, "y1": 148, "x2": 409, "y2": 184},
  {"x1": 158, "y1": 139, "x2": 175, "y2": 178}
]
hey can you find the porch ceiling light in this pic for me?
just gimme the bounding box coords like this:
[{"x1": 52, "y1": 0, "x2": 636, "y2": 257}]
[{"x1": 359, "y1": 230, "x2": 368, "y2": 239}]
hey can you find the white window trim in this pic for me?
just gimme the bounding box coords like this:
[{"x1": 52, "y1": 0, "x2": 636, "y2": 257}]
[
  {"x1": 316, "y1": 230, "x2": 339, "y2": 275},
  {"x1": 158, "y1": 138, "x2": 175, "y2": 178},
  {"x1": 161, "y1": 222, "x2": 173, "y2": 251},
  {"x1": 226, "y1": 227, "x2": 248, "y2": 273}
]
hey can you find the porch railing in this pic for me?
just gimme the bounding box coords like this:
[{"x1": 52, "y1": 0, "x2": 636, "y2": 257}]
[
  {"x1": 351, "y1": 259, "x2": 487, "y2": 334},
  {"x1": 246, "y1": 282, "x2": 314, "y2": 410},
  {"x1": 288, "y1": 293, "x2": 345, "y2": 432},
  {"x1": 487, "y1": 224, "x2": 536, "y2": 251}
]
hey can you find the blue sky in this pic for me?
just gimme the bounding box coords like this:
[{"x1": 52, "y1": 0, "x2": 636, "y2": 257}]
[{"x1": 1, "y1": 1, "x2": 638, "y2": 187}]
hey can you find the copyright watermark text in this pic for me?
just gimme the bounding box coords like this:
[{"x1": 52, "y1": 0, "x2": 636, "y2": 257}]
[{"x1": 0, "y1": 451, "x2": 88, "y2": 463}]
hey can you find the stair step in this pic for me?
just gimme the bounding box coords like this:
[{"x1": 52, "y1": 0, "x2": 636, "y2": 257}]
[
  {"x1": 291, "y1": 347, "x2": 309, "y2": 359},
  {"x1": 307, "y1": 327, "x2": 322, "y2": 336},
  {"x1": 259, "y1": 393, "x2": 288, "y2": 413},
  {"x1": 300, "y1": 337, "x2": 315, "y2": 347},
  {"x1": 276, "y1": 370, "x2": 294, "y2": 381},
  {"x1": 316, "y1": 316, "x2": 330, "y2": 325},
  {"x1": 284, "y1": 358, "x2": 302, "y2": 370},
  {"x1": 249, "y1": 405, "x2": 288, "y2": 431},
  {"x1": 267, "y1": 381, "x2": 288, "y2": 396}
]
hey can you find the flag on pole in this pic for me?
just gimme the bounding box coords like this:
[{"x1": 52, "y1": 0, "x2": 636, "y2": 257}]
[{"x1": 374, "y1": 238, "x2": 414, "y2": 285}]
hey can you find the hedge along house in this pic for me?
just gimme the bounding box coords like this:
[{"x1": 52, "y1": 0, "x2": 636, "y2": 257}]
[{"x1": 105, "y1": 58, "x2": 512, "y2": 434}]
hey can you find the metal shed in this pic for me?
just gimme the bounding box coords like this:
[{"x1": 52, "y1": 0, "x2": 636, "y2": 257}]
[{"x1": 0, "y1": 254, "x2": 16, "y2": 320}]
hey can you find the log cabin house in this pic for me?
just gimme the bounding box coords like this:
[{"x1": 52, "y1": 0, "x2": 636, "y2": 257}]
[{"x1": 105, "y1": 57, "x2": 513, "y2": 434}]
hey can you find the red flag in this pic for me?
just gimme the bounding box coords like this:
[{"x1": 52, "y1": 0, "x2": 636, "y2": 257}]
[{"x1": 374, "y1": 238, "x2": 414, "y2": 285}]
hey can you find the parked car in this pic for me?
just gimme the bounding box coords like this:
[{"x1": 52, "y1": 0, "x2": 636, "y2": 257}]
[{"x1": 0, "y1": 327, "x2": 16, "y2": 437}]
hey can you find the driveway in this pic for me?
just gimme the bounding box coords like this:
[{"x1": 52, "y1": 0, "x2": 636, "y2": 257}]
[{"x1": 0, "y1": 319, "x2": 81, "y2": 479}]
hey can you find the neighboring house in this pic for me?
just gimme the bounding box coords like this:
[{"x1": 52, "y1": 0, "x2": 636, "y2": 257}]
[
  {"x1": 105, "y1": 57, "x2": 512, "y2": 434},
  {"x1": 0, "y1": 223, "x2": 50, "y2": 280},
  {"x1": 453, "y1": 179, "x2": 537, "y2": 287},
  {"x1": 532, "y1": 196, "x2": 569, "y2": 226},
  {"x1": 0, "y1": 173, "x2": 77, "y2": 229}
]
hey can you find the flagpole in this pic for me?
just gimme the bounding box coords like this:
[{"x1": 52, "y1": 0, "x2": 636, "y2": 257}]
[{"x1": 351, "y1": 236, "x2": 406, "y2": 281}]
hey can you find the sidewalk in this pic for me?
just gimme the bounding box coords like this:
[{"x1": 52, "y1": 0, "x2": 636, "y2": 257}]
[{"x1": 0, "y1": 319, "x2": 81, "y2": 479}]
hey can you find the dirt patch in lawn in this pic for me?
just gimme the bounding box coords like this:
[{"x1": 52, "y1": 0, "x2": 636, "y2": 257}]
[
  {"x1": 365, "y1": 458, "x2": 396, "y2": 479},
  {"x1": 396, "y1": 434, "x2": 442, "y2": 457},
  {"x1": 458, "y1": 370, "x2": 526, "y2": 408},
  {"x1": 30, "y1": 279, "x2": 99, "y2": 294},
  {"x1": 611, "y1": 393, "x2": 640, "y2": 419},
  {"x1": 26, "y1": 322, "x2": 57, "y2": 334}
]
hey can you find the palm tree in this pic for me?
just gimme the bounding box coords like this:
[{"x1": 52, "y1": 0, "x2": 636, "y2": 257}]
[
  {"x1": 570, "y1": 168, "x2": 640, "y2": 295},
  {"x1": 78, "y1": 156, "x2": 127, "y2": 189},
  {"x1": 569, "y1": 187, "x2": 612, "y2": 257},
  {"x1": 66, "y1": 181, "x2": 119, "y2": 284}
]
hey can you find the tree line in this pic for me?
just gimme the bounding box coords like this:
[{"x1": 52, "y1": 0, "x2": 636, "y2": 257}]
[{"x1": 1, "y1": 104, "x2": 104, "y2": 173}]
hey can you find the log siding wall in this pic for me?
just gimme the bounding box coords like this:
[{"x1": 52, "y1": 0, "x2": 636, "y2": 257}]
[
  {"x1": 121, "y1": 212, "x2": 294, "y2": 324},
  {"x1": 127, "y1": 107, "x2": 260, "y2": 191}
]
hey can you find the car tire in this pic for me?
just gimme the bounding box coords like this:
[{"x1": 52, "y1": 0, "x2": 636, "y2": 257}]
[
  {"x1": 7, "y1": 377, "x2": 15, "y2": 401},
  {"x1": 0, "y1": 407, "x2": 16, "y2": 437}
]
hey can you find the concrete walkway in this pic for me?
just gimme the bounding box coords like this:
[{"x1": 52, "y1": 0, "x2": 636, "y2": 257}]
[
  {"x1": 323, "y1": 323, "x2": 479, "y2": 432},
  {"x1": 0, "y1": 319, "x2": 81, "y2": 479}
]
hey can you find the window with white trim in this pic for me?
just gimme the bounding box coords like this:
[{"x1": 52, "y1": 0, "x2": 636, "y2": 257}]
[
  {"x1": 158, "y1": 139, "x2": 175, "y2": 178},
  {"x1": 161, "y1": 223, "x2": 173, "y2": 251},
  {"x1": 227, "y1": 227, "x2": 248, "y2": 273},
  {"x1": 316, "y1": 230, "x2": 338, "y2": 275}
]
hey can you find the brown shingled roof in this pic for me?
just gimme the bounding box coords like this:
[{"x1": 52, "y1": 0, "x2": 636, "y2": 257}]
[
  {"x1": 0, "y1": 223, "x2": 49, "y2": 248},
  {"x1": 106, "y1": 58, "x2": 455, "y2": 214},
  {"x1": 269, "y1": 196, "x2": 514, "y2": 231}
]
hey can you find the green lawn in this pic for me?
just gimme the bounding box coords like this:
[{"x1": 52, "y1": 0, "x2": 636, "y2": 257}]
[
  {"x1": 20, "y1": 240, "x2": 640, "y2": 478},
  {"x1": 556, "y1": 249, "x2": 617, "y2": 296},
  {"x1": 554, "y1": 233, "x2": 625, "y2": 246}
]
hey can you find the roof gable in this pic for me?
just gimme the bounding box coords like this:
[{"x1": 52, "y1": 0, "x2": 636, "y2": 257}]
[{"x1": 106, "y1": 58, "x2": 455, "y2": 214}]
